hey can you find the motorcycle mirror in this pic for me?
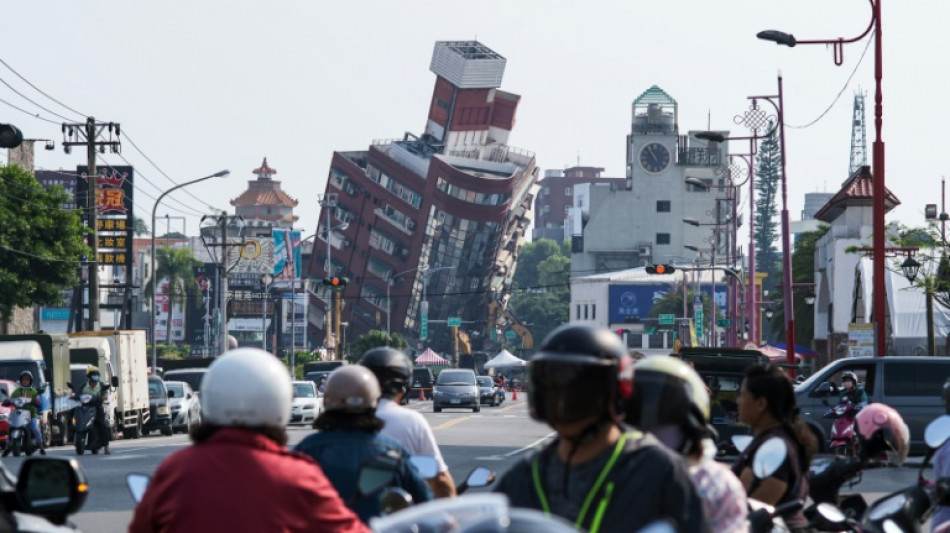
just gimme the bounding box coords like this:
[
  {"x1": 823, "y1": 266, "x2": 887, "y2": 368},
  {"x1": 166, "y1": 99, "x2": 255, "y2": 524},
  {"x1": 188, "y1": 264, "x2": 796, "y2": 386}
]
[
  {"x1": 357, "y1": 453, "x2": 400, "y2": 496},
  {"x1": 925, "y1": 415, "x2": 950, "y2": 449},
  {"x1": 17, "y1": 458, "x2": 89, "y2": 525},
  {"x1": 126, "y1": 473, "x2": 150, "y2": 504},
  {"x1": 408, "y1": 455, "x2": 438, "y2": 479},
  {"x1": 379, "y1": 487, "x2": 412, "y2": 515},
  {"x1": 815, "y1": 502, "x2": 847, "y2": 524},
  {"x1": 732, "y1": 435, "x2": 753, "y2": 453},
  {"x1": 752, "y1": 437, "x2": 787, "y2": 479},
  {"x1": 465, "y1": 467, "x2": 495, "y2": 488}
]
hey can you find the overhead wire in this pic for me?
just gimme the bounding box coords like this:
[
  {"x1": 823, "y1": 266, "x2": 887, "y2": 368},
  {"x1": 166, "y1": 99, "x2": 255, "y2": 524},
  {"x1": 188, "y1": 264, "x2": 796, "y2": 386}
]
[
  {"x1": 100, "y1": 155, "x2": 207, "y2": 217},
  {"x1": 0, "y1": 75, "x2": 79, "y2": 122},
  {"x1": 0, "y1": 57, "x2": 87, "y2": 118},
  {"x1": 0, "y1": 94, "x2": 60, "y2": 124}
]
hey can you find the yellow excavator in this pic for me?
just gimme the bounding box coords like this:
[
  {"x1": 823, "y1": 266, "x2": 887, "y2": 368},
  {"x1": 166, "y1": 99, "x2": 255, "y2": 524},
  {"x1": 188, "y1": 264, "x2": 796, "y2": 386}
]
[{"x1": 487, "y1": 297, "x2": 534, "y2": 352}]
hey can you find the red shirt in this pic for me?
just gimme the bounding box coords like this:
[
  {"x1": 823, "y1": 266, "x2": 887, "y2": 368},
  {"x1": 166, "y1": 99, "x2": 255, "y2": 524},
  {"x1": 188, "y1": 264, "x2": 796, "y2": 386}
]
[{"x1": 129, "y1": 428, "x2": 370, "y2": 533}]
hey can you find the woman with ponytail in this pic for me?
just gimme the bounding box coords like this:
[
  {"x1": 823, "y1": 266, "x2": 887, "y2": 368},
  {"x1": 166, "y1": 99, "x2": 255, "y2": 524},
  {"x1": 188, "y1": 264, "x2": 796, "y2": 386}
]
[{"x1": 732, "y1": 364, "x2": 817, "y2": 532}]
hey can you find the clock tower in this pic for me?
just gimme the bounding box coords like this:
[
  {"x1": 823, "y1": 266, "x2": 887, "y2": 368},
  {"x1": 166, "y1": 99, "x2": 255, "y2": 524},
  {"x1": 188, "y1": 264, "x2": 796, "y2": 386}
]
[{"x1": 626, "y1": 86, "x2": 678, "y2": 190}]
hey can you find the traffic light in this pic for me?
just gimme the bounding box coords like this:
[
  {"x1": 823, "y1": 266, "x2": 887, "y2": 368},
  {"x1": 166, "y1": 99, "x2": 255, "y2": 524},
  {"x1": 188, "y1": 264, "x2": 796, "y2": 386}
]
[
  {"x1": 645, "y1": 264, "x2": 676, "y2": 275},
  {"x1": 322, "y1": 277, "x2": 349, "y2": 290},
  {"x1": 0, "y1": 124, "x2": 23, "y2": 149}
]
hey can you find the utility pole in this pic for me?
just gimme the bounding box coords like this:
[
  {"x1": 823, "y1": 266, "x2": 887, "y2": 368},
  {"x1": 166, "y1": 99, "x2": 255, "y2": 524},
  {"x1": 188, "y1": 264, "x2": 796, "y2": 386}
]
[{"x1": 62, "y1": 118, "x2": 120, "y2": 331}]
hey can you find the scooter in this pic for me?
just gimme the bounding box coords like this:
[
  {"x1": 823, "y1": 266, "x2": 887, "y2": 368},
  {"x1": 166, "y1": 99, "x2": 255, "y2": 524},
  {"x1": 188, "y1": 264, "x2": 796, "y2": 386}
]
[
  {"x1": 72, "y1": 393, "x2": 104, "y2": 455},
  {"x1": 806, "y1": 453, "x2": 889, "y2": 522},
  {"x1": 823, "y1": 401, "x2": 860, "y2": 457},
  {"x1": 732, "y1": 434, "x2": 802, "y2": 533},
  {"x1": 6, "y1": 396, "x2": 39, "y2": 457}
]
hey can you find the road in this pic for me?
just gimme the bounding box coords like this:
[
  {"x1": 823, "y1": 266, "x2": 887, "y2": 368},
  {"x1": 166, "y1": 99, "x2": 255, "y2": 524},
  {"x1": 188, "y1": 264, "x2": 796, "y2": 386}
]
[{"x1": 1, "y1": 395, "x2": 934, "y2": 532}]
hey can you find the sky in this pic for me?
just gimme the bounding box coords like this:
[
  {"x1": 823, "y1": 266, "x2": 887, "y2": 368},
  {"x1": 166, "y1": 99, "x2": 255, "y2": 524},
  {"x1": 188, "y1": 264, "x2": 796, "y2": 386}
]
[{"x1": 1, "y1": 1, "x2": 945, "y2": 243}]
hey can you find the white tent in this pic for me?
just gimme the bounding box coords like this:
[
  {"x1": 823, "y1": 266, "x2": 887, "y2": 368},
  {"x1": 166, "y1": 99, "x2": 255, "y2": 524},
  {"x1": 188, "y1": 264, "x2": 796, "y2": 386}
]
[{"x1": 484, "y1": 349, "x2": 527, "y2": 368}]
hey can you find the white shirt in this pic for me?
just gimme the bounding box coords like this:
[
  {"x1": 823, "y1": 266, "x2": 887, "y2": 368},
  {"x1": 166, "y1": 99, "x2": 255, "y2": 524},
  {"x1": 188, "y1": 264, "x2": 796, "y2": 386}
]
[{"x1": 376, "y1": 398, "x2": 448, "y2": 472}]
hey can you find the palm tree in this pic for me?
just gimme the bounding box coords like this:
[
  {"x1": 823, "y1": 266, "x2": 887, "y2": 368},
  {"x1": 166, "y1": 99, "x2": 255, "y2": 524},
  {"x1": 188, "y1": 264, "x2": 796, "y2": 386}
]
[{"x1": 146, "y1": 246, "x2": 200, "y2": 347}]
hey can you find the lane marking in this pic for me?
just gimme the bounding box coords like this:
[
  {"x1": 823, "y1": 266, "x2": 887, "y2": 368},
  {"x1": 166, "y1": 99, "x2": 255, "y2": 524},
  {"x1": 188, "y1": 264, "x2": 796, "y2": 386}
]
[
  {"x1": 432, "y1": 416, "x2": 471, "y2": 431},
  {"x1": 503, "y1": 431, "x2": 556, "y2": 457}
]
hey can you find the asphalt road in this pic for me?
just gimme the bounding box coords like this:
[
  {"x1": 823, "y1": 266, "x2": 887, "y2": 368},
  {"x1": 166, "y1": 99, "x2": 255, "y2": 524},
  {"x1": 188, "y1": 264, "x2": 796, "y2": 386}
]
[{"x1": 0, "y1": 395, "x2": 935, "y2": 532}]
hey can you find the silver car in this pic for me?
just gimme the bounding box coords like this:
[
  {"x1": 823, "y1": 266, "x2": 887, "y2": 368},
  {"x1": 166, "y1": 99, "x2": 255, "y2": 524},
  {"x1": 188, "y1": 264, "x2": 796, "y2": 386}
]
[
  {"x1": 165, "y1": 381, "x2": 201, "y2": 433},
  {"x1": 433, "y1": 369, "x2": 480, "y2": 413}
]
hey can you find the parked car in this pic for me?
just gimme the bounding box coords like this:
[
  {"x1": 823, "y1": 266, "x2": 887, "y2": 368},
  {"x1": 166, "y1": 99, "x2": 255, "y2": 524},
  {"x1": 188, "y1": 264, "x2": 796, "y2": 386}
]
[
  {"x1": 143, "y1": 375, "x2": 173, "y2": 436},
  {"x1": 411, "y1": 367, "x2": 436, "y2": 399},
  {"x1": 290, "y1": 380, "x2": 321, "y2": 425},
  {"x1": 162, "y1": 368, "x2": 209, "y2": 401},
  {"x1": 165, "y1": 380, "x2": 200, "y2": 433},
  {"x1": 676, "y1": 347, "x2": 769, "y2": 454},
  {"x1": 0, "y1": 380, "x2": 16, "y2": 449},
  {"x1": 476, "y1": 376, "x2": 500, "y2": 407},
  {"x1": 433, "y1": 369, "x2": 479, "y2": 413},
  {"x1": 795, "y1": 355, "x2": 950, "y2": 453}
]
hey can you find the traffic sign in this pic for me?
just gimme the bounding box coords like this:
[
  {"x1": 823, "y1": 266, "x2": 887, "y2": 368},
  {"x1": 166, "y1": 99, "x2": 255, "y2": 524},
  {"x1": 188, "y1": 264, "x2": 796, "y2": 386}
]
[
  {"x1": 420, "y1": 314, "x2": 428, "y2": 340},
  {"x1": 658, "y1": 314, "x2": 676, "y2": 325},
  {"x1": 505, "y1": 330, "x2": 517, "y2": 340},
  {"x1": 694, "y1": 308, "x2": 704, "y2": 339},
  {"x1": 447, "y1": 317, "x2": 461, "y2": 327},
  {"x1": 716, "y1": 319, "x2": 733, "y2": 328}
]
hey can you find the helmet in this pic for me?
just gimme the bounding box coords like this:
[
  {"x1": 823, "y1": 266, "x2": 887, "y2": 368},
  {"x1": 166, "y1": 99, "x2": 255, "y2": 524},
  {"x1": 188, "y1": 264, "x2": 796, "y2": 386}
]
[
  {"x1": 855, "y1": 403, "x2": 909, "y2": 465},
  {"x1": 625, "y1": 356, "x2": 710, "y2": 453},
  {"x1": 943, "y1": 377, "x2": 950, "y2": 414},
  {"x1": 86, "y1": 365, "x2": 99, "y2": 377},
  {"x1": 201, "y1": 348, "x2": 292, "y2": 428},
  {"x1": 359, "y1": 347, "x2": 411, "y2": 398},
  {"x1": 841, "y1": 371, "x2": 858, "y2": 385},
  {"x1": 19, "y1": 371, "x2": 32, "y2": 384},
  {"x1": 529, "y1": 324, "x2": 633, "y2": 425},
  {"x1": 323, "y1": 366, "x2": 381, "y2": 413}
]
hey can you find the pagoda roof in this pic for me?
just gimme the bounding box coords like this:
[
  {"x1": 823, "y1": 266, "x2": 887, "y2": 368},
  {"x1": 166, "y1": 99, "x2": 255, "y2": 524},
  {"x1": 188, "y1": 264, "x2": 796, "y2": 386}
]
[
  {"x1": 814, "y1": 165, "x2": 900, "y2": 222},
  {"x1": 252, "y1": 157, "x2": 277, "y2": 178},
  {"x1": 230, "y1": 184, "x2": 298, "y2": 208},
  {"x1": 633, "y1": 85, "x2": 676, "y2": 106}
]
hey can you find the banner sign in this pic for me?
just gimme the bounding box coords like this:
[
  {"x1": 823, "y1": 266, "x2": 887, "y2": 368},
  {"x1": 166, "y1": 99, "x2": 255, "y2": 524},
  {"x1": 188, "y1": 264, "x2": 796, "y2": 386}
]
[{"x1": 76, "y1": 165, "x2": 134, "y2": 268}]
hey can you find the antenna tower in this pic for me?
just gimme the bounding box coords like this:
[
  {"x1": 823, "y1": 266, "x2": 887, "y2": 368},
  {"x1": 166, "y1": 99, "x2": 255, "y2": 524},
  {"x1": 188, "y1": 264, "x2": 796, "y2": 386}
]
[{"x1": 849, "y1": 89, "x2": 868, "y2": 175}]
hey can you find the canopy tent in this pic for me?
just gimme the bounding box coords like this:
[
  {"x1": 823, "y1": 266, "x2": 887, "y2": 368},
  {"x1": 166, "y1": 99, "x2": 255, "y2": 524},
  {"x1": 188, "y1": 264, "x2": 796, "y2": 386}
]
[
  {"x1": 484, "y1": 349, "x2": 527, "y2": 368},
  {"x1": 767, "y1": 342, "x2": 818, "y2": 358},
  {"x1": 415, "y1": 348, "x2": 450, "y2": 366},
  {"x1": 757, "y1": 343, "x2": 804, "y2": 365}
]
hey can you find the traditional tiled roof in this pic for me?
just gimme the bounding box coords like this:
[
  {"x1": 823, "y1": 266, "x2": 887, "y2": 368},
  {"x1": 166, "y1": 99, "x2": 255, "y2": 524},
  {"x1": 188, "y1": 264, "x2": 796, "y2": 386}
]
[
  {"x1": 814, "y1": 165, "x2": 900, "y2": 222},
  {"x1": 252, "y1": 157, "x2": 277, "y2": 178},
  {"x1": 230, "y1": 186, "x2": 298, "y2": 208}
]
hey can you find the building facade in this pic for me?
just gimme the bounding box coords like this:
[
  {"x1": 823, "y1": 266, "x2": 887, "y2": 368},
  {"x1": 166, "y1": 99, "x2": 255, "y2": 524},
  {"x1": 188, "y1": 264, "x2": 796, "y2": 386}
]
[
  {"x1": 532, "y1": 166, "x2": 624, "y2": 242},
  {"x1": 309, "y1": 41, "x2": 538, "y2": 356}
]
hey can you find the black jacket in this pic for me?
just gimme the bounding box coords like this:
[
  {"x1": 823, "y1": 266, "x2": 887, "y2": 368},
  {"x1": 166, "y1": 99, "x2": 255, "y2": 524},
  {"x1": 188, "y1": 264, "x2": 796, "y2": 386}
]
[{"x1": 495, "y1": 429, "x2": 709, "y2": 533}]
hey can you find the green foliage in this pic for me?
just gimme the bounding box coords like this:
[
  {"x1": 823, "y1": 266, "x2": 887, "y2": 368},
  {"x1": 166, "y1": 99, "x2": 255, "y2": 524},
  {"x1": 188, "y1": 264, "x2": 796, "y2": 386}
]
[
  {"x1": 766, "y1": 225, "x2": 828, "y2": 346},
  {"x1": 146, "y1": 246, "x2": 201, "y2": 345},
  {"x1": 133, "y1": 216, "x2": 149, "y2": 237},
  {"x1": 0, "y1": 165, "x2": 89, "y2": 322},
  {"x1": 754, "y1": 122, "x2": 782, "y2": 294},
  {"x1": 648, "y1": 281, "x2": 722, "y2": 322},
  {"x1": 509, "y1": 239, "x2": 571, "y2": 346},
  {"x1": 346, "y1": 330, "x2": 408, "y2": 363},
  {"x1": 512, "y1": 239, "x2": 569, "y2": 289}
]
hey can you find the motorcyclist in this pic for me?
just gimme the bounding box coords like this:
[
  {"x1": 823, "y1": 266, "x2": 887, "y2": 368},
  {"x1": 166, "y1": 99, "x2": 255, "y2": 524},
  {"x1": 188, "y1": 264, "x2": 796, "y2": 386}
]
[
  {"x1": 79, "y1": 365, "x2": 111, "y2": 455},
  {"x1": 853, "y1": 403, "x2": 909, "y2": 466},
  {"x1": 625, "y1": 356, "x2": 747, "y2": 533},
  {"x1": 129, "y1": 347, "x2": 369, "y2": 533},
  {"x1": 494, "y1": 324, "x2": 708, "y2": 533},
  {"x1": 359, "y1": 346, "x2": 457, "y2": 498},
  {"x1": 295, "y1": 365, "x2": 431, "y2": 522},
  {"x1": 932, "y1": 377, "x2": 950, "y2": 532},
  {"x1": 4, "y1": 371, "x2": 45, "y2": 456},
  {"x1": 837, "y1": 371, "x2": 868, "y2": 409}
]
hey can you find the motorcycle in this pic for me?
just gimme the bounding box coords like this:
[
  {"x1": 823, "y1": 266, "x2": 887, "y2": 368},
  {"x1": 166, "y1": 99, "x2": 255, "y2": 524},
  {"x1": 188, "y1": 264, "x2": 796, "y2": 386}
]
[
  {"x1": 6, "y1": 396, "x2": 39, "y2": 457},
  {"x1": 733, "y1": 434, "x2": 803, "y2": 533},
  {"x1": 823, "y1": 401, "x2": 860, "y2": 457},
  {"x1": 806, "y1": 452, "x2": 889, "y2": 522},
  {"x1": 72, "y1": 393, "x2": 104, "y2": 455}
]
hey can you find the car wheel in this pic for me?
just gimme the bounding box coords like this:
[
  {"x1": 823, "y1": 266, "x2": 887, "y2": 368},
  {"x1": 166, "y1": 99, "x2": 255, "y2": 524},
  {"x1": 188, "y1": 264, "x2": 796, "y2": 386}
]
[
  {"x1": 473, "y1": 405, "x2": 480, "y2": 413},
  {"x1": 433, "y1": 404, "x2": 441, "y2": 413},
  {"x1": 161, "y1": 424, "x2": 173, "y2": 437}
]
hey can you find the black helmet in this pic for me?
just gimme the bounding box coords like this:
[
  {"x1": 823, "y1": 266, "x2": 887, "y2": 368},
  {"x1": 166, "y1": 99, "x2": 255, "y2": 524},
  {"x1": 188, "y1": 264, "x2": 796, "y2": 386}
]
[
  {"x1": 359, "y1": 347, "x2": 412, "y2": 399},
  {"x1": 19, "y1": 371, "x2": 32, "y2": 383},
  {"x1": 529, "y1": 324, "x2": 633, "y2": 425},
  {"x1": 943, "y1": 377, "x2": 950, "y2": 414}
]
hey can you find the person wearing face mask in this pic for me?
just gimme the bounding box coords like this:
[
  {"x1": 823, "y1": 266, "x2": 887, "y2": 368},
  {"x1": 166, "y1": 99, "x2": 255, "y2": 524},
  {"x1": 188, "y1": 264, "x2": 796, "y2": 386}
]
[
  {"x1": 838, "y1": 371, "x2": 867, "y2": 409},
  {"x1": 80, "y1": 365, "x2": 111, "y2": 455},
  {"x1": 626, "y1": 356, "x2": 748, "y2": 533}
]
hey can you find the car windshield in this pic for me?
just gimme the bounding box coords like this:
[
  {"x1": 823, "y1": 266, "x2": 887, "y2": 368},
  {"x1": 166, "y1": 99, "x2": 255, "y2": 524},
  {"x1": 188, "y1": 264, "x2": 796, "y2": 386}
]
[
  {"x1": 294, "y1": 383, "x2": 315, "y2": 398},
  {"x1": 476, "y1": 377, "x2": 493, "y2": 387},
  {"x1": 148, "y1": 380, "x2": 165, "y2": 399},
  {"x1": 164, "y1": 371, "x2": 205, "y2": 393},
  {"x1": 437, "y1": 371, "x2": 475, "y2": 386},
  {"x1": 166, "y1": 382, "x2": 185, "y2": 397}
]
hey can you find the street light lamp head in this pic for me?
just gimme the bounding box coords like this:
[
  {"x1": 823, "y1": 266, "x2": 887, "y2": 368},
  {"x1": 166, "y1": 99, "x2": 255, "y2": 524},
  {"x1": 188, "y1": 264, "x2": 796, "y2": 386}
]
[
  {"x1": 212, "y1": 170, "x2": 231, "y2": 178},
  {"x1": 901, "y1": 256, "x2": 921, "y2": 283},
  {"x1": 685, "y1": 245, "x2": 699, "y2": 252},
  {"x1": 757, "y1": 30, "x2": 797, "y2": 47},
  {"x1": 683, "y1": 218, "x2": 700, "y2": 227},
  {"x1": 804, "y1": 292, "x2": 817, "y2": 306},
  {"x1": 684, "y1": 177, "x2": 709, "y2": 190},
  {"x1": 694, "y1": 131, "x2": 726, "y2": 143},
  {"x1": 765, "y1": 308, "x2": 775, "y2": 320}
]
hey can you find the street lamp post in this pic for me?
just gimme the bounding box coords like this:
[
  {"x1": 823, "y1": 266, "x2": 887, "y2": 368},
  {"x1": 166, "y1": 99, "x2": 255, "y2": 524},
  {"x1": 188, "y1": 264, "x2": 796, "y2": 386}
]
[
  {"x1": 758, "y1": 0, "x2": 885, "y2": 356},
  {"x1": 261, "y1": 274, "x2": 273, "y2": 351},
  {"x1": 315, "y1": 219, "x2": 349, "y2": 359},
  {"x1": 149, "y1": 169, "x2": 229, "y2": 370},
  {"x1": 420, "y1": 265, "x2": 456, "y2": 348}
]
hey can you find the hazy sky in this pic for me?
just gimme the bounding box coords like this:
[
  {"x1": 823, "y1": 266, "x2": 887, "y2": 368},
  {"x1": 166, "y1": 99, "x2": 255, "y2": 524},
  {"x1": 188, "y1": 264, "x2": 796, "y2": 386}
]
[{"x1": 2, "y1": 1, "x2": 944, "y2": 243}]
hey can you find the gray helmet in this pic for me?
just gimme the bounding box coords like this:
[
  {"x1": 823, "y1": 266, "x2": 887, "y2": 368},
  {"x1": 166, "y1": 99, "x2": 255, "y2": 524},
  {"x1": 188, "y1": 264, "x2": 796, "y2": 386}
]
[
  {"x1": 841, "y1": 371, "x2": 859, "y2": 386},
  {"x1": 323, "y1": 366, "x2": 381, "y2": 413}
]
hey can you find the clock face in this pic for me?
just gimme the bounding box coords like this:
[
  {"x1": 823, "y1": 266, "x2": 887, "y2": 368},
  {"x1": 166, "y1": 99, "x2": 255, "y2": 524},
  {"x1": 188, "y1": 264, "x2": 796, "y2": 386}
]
[{"x1": 639, "y1": 142, "x2": 671, "y2": 174}]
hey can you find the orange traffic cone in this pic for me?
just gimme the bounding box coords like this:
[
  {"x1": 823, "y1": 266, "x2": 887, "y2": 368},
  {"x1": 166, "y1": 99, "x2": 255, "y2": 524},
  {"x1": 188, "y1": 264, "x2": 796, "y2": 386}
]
[{"x1": 511, "y1": 387, "x2": 517, "y2": 400}]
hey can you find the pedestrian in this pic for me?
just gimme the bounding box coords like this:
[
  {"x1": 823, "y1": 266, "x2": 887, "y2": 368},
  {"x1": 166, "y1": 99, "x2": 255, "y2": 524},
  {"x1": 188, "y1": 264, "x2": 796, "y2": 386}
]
[
  {"x1": 732, "y1": 364, "x2": 817, "y2": 532},
  {"x1": 494, "y1": 324, "x2": 708, "y2": 533},
  {"x1": 295, "y1": 365, "x2": 430, "y2": 522},
  {"x1": 129, "y1": 348, "x2": 368, "y2": 533},
  {"x1": 626, "y1": 356, "x2": 747, "y2": 533},
  {"x1": 359, "y1": 347, "x2": 456, "y2": 497}
]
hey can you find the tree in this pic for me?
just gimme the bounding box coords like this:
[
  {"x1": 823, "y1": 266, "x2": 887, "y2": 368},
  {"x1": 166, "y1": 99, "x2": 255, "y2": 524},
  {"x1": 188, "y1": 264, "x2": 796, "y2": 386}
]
[
  {"x1": 346, "y1": 330, "x2": 408, "y2": 364},
  {"x1": 754, "y1": 123, "x2": 782, "y2": 295},
  {"x1": 509, "y1": 241, "x2": 571, "y2": 345},
  {"x1": 133, "y1": 216, "x2": 149, "y2": 236},
  {"x1": 0, "y1": 164, "x2": 88, "y2": 323},
  {"x1": 766, "y1": 225, "x2": 828, "y2": 347},
  {"x1": 159, "y1": 232, "x2": 187, "y2": 239},
  {"x1": 146, "y1": 246, "x2": 200, "y2": 346},
  {"x1": 512, "y1": 239, "x2": 569, "y2": 289}
]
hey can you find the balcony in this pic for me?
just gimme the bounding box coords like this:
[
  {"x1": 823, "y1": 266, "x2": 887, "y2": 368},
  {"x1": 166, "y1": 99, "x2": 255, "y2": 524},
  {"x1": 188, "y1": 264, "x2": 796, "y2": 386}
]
[{"x1": 374, "y1": 208, "x2": 413, "y2": 236}]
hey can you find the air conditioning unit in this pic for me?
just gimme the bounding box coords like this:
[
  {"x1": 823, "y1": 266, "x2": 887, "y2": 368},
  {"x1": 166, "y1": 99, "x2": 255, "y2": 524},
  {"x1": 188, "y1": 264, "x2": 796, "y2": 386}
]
[
  {"x1": 638, "y1": 259, "x2": 648, "y2": 267},
  {"x1": 638, "y1": 246, "x2": 652, "y2": 256}
]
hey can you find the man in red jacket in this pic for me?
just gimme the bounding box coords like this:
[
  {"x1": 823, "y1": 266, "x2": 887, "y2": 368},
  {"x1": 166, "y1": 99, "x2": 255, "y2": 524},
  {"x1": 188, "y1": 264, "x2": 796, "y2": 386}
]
[{"x1": 129, "y1": 348, "x2": 369, "y2": 533}]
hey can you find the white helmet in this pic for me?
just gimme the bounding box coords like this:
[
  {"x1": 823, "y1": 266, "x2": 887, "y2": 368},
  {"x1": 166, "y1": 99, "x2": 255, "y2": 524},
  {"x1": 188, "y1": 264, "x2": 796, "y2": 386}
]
[{"x1": 201, "y1": 348, "x2": 292, "y2": 428}]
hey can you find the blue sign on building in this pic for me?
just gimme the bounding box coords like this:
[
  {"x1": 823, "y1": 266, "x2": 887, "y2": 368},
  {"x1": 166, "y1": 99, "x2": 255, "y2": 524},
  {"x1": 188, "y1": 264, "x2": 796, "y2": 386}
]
[
  {"x1": 608, "y1": 283, "x2": 729, "y2": 324},
  {"x1": 40, "y1": 308, "x2": 70, "y2": 320}
]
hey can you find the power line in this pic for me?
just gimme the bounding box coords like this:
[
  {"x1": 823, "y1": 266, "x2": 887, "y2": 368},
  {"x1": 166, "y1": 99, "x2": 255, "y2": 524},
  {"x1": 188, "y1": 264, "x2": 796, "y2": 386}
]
[
  {"x1": 100, "y1": 155, "x2": 207, "y2": 217},
  {"x1": 0, "y1": 57, "x2": 87, "y2": 117},
  {"x1": 0, "y1": 75, "x2": 79, "y2": 122},
  {"x1": 0, "y1": 94, "x2": 60, "y2": 124}
]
